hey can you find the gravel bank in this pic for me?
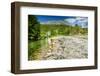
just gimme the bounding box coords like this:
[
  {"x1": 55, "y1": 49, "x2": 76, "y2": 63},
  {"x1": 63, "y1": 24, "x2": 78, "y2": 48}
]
[{"x1": 34, "y1": 35, "x2": 88, "y2": 60}]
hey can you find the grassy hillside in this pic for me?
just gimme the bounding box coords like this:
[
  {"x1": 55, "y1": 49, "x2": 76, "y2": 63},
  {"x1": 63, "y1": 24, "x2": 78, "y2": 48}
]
[{"x1": 39, "y1": 24, "x2": 87, "y2": 39}]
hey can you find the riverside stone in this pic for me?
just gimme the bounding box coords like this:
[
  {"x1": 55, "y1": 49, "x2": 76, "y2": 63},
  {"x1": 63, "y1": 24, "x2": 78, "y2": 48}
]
[{"x1": 36, "y1": 35, "x2": 88, "y2": 60}]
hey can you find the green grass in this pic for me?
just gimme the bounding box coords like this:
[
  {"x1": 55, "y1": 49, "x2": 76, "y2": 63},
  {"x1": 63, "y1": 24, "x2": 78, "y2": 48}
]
[
  {"x1": 28, "y1": 38, "x2": 49, "y2": 60},
  {"x1": 40, "y1": 24, "x2": 88, "y2": 37}
]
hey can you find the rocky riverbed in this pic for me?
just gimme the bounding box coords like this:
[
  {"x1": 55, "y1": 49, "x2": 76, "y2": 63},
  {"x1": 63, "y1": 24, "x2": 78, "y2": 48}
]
[{"x1": 31, "y1": 35, "x2": 88, "y2": 60}]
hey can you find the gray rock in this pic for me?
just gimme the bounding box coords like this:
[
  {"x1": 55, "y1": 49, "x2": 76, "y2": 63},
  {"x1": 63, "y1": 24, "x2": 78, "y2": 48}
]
[{"x1": 38, "y1": 35, "x2": 88, "y2": 60}]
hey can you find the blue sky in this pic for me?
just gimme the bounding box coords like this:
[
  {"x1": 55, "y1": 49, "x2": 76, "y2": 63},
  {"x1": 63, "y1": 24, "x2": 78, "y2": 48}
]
[
  {"x1": 35, "y1": 15, "x2": 88, "y2": 28},
  {"x1": 36, "y1": 15, "x2": 76, "y2": 23}
]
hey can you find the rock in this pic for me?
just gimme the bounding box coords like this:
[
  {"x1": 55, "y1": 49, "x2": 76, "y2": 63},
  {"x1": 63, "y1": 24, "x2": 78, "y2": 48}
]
[{"x1": 37, "y1": 35, "x2": 88, "y2": 60}]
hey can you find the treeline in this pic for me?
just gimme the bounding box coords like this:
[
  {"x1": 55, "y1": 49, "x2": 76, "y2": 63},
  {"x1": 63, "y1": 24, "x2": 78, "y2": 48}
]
[{"x1": 28, "y1": 15, "x2": 40, "y2": 41}]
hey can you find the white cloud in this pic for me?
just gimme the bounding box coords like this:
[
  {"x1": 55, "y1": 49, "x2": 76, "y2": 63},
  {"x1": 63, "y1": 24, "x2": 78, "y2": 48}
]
[
  {"x1": 76, "y1": 17, "x2": 88, "y2": 23},
  {"x1": 64, "y1": 17, "x2": 88, "y2": 28},
  {"x1": 76, "y1": 17, "x2": 85, "y2": 20},
  {"x1": 64, "y1": 18, "x2": 76, "y2": 24},
  {"x1": 76, "y1": 17, "x2": 88, "y2": 28}
]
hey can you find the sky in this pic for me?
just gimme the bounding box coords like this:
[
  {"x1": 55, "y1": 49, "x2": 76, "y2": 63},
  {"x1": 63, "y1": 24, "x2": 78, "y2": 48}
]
[
  {"x1": 35, "y1": 15, "x2": 88, "y2": 28},
  {"x1": 36, "y1": 15, "x2": 75, "y2": 22}
]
